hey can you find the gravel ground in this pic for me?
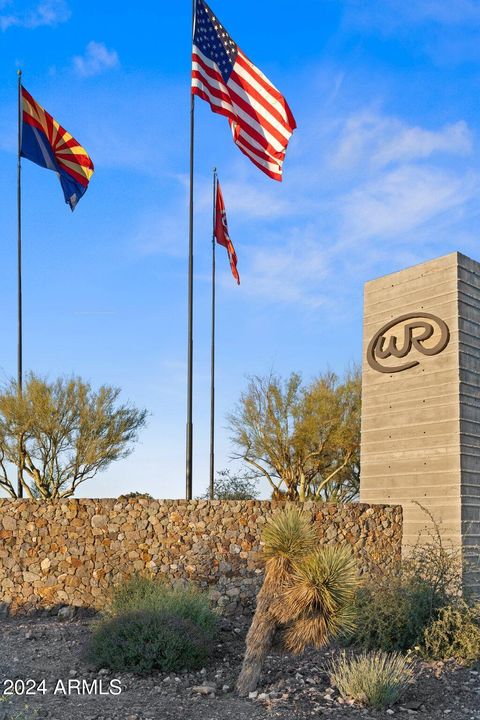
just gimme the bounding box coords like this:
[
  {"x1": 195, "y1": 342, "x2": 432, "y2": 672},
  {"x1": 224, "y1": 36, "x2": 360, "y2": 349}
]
[{"x1": 0, "y1": 614, "x2": 479, "y2": 720}]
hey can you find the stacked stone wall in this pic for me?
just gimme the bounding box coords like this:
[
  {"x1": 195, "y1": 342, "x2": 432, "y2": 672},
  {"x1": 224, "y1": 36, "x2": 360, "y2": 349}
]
[{"x1": 0, "y1": 499, "x2": 402, "y2": 616}]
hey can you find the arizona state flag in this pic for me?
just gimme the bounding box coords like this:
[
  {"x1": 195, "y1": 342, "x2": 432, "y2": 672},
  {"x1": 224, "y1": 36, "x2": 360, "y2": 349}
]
[
  {"x1": 20, "y1": 86, "x2": 94, "y2": 210},
  {"x1": 215, "y1": 180, "x2": 240, "y2": 285}
]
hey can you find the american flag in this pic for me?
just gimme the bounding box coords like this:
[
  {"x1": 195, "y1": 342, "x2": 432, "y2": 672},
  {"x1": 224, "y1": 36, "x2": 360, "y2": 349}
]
[{"x1": 192, "y1": 0, "x2": 296, "y2": 181}]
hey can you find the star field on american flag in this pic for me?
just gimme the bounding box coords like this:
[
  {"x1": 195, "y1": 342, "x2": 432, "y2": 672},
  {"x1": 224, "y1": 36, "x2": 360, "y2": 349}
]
[
  {"x1": 192, "y1": 0, "x2": 296, "y2": 181},
  {"x1": 194, "y1": 1, "x2": 238, "y2": 82}
]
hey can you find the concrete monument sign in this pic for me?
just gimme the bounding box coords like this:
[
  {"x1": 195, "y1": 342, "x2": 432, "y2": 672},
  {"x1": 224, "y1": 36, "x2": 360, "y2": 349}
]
[{"x1": 360, "y1": 252, "x2": 480, "y2": 594}]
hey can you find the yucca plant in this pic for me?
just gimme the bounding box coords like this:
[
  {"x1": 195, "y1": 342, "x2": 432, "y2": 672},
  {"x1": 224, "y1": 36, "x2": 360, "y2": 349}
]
[
  {"x1": 277, "y1": 546, "x2": 358, "y2": 654},
  {"x1": 262, "y1": 503, "x2": 318, "y2": 580},
  {"x1": 236, "y1": 506, "x2": 316, "y2": 695},
  {"x1": 236, "y1": 506, "x2": 359, "y2": 695}
]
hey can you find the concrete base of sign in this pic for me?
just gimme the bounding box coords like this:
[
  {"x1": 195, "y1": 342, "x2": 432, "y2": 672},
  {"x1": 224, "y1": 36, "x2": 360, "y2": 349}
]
[{"x1": 360, "y1": 252, "x2": 480, "y2": 595}]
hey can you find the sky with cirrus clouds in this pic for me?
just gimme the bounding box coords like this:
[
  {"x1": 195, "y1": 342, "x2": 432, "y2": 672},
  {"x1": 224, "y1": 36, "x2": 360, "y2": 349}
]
[
  {"x1": 73, "y1": 41, "x2": 119, "y2": 78},
  {"x1": 0, "y1": 0, "x2": 70, "y2": 31},
  {"x1": 0, "y1": 0, "x2": 479, "y2": 499}
]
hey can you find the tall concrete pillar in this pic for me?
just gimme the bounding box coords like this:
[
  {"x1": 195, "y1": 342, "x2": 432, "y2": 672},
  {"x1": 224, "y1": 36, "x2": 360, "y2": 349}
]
[{"x1": 360, "y1": 252, "x2": 480, "y2": 594}]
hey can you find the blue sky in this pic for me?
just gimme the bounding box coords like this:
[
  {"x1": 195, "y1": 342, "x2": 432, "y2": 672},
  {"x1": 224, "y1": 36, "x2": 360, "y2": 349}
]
[{"x1": 1, "y1": 0, "x2": 480, "y2": 499}]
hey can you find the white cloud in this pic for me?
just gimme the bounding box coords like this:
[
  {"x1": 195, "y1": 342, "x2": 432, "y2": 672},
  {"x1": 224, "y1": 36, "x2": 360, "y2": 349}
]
[
  {"x1": 398, "y1": 0, "x2": 480, "y2": 26},
  {"x1": 0, "y1": 0, "x2": 70, "y2": 31},
  {"x1": 73, "y1": 41, "x2": 119, "y2": 78},
  {"x1": 373, "y1": 121, "x2": 472, "y2": 167},
  {"x1": 240, "y1": 230, "x2": 331, "y2": 308},
  {"x1": 333, "y1": 112, "x2": 472, "y2": 170},
  {"x1": 325, "y1": 110, "x2": 478, "y2": 256},
  {"x1": 341, "y1": 165, "x2": 478, "y2": 242},
  {"x1": 197, "y1": 180, "x2": 296, "y2": 220},
  {"x1": 196, "y1": 177, "x2": 294, "y2": 220},
  {"x1": 411, "y1": 0, "x2": 480, "y2": 25},
  {"x1": 234, "y1": 102, "x2": 479, "y2": 307},
  {"x1": 125, "y1": 99, "x2": 478, "y2": 311},
  {"x1": 338, "y1": 0, "x2": 480, "y2": 65},
  {"x1": 344, "y1": 0, "x2": 480, "y2": 30}
]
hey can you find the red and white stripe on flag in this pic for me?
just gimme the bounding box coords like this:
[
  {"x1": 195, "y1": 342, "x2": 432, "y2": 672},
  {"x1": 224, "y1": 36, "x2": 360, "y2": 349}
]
[{"x1": 192, "y1": 29, "x2": 296, "y2": 180}]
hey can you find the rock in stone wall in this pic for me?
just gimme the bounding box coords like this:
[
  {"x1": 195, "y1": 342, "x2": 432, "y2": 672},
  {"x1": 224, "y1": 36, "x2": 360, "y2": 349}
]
[{"x1": 0, "y1": 499, "x2": 402, "y2": 616}]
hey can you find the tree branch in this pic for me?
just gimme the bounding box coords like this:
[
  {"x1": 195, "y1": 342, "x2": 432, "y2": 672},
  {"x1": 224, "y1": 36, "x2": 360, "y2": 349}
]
[{"x1": 313, "y1": 451, "x2": 353, "y2": 499}]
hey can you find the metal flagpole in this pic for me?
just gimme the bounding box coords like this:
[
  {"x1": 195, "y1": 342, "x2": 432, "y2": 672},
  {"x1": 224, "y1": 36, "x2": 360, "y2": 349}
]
[
  {"x1": 186, "y1": 0, "x2": 196, "y2": 500},
  {"x1": 209, "y1": 169, "x2": 217, "y2": 500},
  {"x1": 17, "y1": 69, "x2": 23, "y2": 499}
]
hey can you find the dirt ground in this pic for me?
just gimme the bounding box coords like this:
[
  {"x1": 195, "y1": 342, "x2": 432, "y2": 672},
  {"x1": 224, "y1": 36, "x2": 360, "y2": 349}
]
[{"x1": 0, "y1": 614, "x2": 479, "y2": 720}]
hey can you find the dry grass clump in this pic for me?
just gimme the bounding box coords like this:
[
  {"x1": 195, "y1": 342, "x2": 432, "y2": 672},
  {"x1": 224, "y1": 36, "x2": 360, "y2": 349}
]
[{"x1": 329, "y1": 650, "x2": 414, "y2": 708}]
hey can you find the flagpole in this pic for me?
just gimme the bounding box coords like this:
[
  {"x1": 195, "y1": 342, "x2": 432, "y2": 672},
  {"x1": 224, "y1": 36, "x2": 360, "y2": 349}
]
[
  {"x1": 17, "y1": 69, "x2": 23, "y2": 499},
  {"x1": 186, "y1": 0, "x2": 196, "y2": 500},
  {"x1": 209, "y1": 168, "x2": 217, "y2": 500}
]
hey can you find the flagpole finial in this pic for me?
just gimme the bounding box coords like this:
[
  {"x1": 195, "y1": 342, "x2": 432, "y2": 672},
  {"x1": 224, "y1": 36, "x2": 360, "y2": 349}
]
[{"x1": 17, "y1": 69, "x2": 22, "y2": 77}]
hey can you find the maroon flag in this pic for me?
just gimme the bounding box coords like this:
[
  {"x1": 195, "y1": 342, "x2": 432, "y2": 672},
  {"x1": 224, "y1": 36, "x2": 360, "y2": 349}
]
[
  {"x1": 192, "y1": 0, "x2": 296, "y2": 181},
  {"x1": 215, "y1": 180, "x2": 240, "y2": 285}
]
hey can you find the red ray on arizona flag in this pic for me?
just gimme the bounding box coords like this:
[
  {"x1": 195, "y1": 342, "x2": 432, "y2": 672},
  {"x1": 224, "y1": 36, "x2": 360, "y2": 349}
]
[
  {"x1": 20, "y1": 86, "x2": 94, "y2": 210},
  {"x1": 192, "y1": 0, "x2": 296, "y2": 181},
  {"x1": 215, "y1": 180, "x2": 240, "y2": 285}
]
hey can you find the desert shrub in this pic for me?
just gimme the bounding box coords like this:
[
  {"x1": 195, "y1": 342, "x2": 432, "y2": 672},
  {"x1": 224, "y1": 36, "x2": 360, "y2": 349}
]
[
  {"x1": 84, "y1": 610, "x2": 210, "y2": 674},
  {"x1": 422, "y1": 601, "x2": 480, "y2": 664},
  {"x1": 347, "y1": 574, "x2": 443, "y2": 652},
  {"x1": 347, "y1": 505, "x2": 464, "y2": 653},
  {"x1": 404, "y1": 504, "x2": 463, "y2": 601},
  {"x1": 109, "y1": 574, "x2": 217, "y2": 637},
  {"x1": 118, "y1": 492, "x2": 153, "y2": 499},
  {"x1": 329, "y1": 650, "x2": 413, "y2": 708},
  {"x1": 0, "y1": 696, "x2": 39, "y2": 719}
]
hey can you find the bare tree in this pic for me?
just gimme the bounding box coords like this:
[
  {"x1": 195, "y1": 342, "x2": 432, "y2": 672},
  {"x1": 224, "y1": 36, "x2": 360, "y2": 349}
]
[
  {"x1": 228, "y1": 368, "x2": 360, "y2": 501},
  {"x1": 0, "y1": 374, "x2": 147, "y2": 498}
]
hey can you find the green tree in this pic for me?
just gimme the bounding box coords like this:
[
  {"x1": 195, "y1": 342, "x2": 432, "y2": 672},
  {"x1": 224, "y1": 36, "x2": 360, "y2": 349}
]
[
  {"x1": 228, "y1": 368, "x2": 361, "y2": 502},
  {"x1": 200, "y1": 469, "x2": 259, "y2": 500},
  {"x1": 0, "y1": 374, "x2": 147, "y2": 498}
]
